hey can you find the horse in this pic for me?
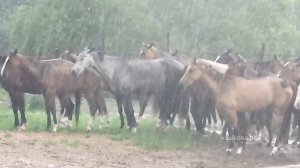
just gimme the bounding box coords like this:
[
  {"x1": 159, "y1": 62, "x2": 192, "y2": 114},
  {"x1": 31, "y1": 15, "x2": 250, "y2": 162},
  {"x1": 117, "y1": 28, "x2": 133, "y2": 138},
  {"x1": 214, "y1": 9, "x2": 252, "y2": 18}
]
[
  {"x1": 60, "y1": 50, "x2": 155, "y2": 124},
  {"x1": 216, "y1": 50, "x2": 288, "y2": 144},
  {"x1": 71, "y1": 48, "x2": 186, "y2": 131},
  {"x1": 140, "y1": 42, "x2": 170, "y2": 59},
  {"x1": 179, "y1": 59, "x2": 293, "y2": 155},
  {"x1": 279, "y1": 61, "x2": 300, "y2": 146},
  {"x1": 59, "y1": 50, "x2": 110, "y2": 128},
  {"x1": 1, "y1": 50, "x2": 106, "y2": 132},
  {"x1": 0, "y1": 51, "x2": 78, "y2": 131},
  {"x1": 215, "y1": 49, "x2": 284, "y2": 77}
]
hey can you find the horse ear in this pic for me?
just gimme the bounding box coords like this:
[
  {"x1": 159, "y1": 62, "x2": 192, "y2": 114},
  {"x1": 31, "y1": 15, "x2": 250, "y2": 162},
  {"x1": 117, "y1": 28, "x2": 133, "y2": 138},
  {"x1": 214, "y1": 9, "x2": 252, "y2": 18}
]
[
  {"x1": 171, "y1": 50, "x2": 178, "y2": 57},
  {"x1": 10, "y1": 49, "x2": 17, "y2": 57},
  {"x1": 192, "y1": 58, "x2": 197, "y2": 65},
  {"x1": 97, "y1": 50, "x2": 104, "y2": 61},
  {"x1": 88, "y1": 48, "x2": 95, "y2": 53}
]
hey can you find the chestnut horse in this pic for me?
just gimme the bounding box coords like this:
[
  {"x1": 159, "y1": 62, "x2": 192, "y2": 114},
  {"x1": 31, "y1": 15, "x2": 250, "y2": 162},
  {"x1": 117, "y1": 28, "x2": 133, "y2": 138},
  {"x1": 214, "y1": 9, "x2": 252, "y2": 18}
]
[
  {"x1": 180, "y1": 60, "x2": 293, "y2": 155},
  {"x1": 1, "y1": 50, "x2": 106, "y2": 131}
]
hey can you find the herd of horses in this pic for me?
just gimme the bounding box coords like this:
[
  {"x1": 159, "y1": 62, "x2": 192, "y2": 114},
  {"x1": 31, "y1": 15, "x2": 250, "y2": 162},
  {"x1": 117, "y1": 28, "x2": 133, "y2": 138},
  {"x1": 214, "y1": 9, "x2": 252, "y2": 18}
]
[{"x1": 2, "y1": 43, "x2": 300, "y2": 156}]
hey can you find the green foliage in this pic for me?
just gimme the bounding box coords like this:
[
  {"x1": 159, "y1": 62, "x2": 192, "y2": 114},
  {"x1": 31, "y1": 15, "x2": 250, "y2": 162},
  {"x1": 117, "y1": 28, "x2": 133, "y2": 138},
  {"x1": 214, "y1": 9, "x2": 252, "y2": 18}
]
[
  {"x1": 1, "y1": 0, "x2": 300, "y2": 59},
  {"x1": 0, "y1": 107, "x2": 221, "y2": 150},
  {"x1": 27, "y1": 95, "x2": 44, "y2": 110}
]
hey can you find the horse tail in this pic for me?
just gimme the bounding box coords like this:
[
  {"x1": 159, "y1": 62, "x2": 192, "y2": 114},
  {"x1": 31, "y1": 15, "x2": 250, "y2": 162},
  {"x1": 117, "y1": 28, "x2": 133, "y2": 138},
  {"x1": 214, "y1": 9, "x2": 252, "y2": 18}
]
[{"x1": 75, "y1": 91, "x2": 81, "y2": 126}]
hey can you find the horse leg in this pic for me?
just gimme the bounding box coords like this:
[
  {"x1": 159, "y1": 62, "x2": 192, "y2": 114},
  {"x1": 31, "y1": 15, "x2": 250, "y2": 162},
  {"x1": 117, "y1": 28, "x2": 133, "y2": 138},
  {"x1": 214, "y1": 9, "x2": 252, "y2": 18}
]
[
  {"x1": 74, "y1": 91, "x2": 81, "y2": 126},
  {"x1": 86, "y1": 95, "x2": 97, "y2": 131},
  {"x1": 265, "y1": 111, "x2": 273, "y2": 147},
  {"x1": 8, "y1": 91, "x2": 19, "y2": 127},
  {"x1": 123, "y1": 98, "x2": 137, "y2": 132},
  {"x1": 115, "y1": 96, "x2": 125, "y2": 129},
  {"x1": 271, "y1": 107, "x2": 292, "y2": 155},
  {"x1": 17, "y1": 92, "x2": 26, "y2": 131},
  {"x1": 137, "y1": 94, "x2": 149, "y2": 122},
  {"x1": 58, "y1": 95, "x2": 68, "y2": 128},
  {"x1": 49, "y1": 95, "x2": 57, "y2": 133},
  {"x1": 226, "y1": 110, "x2": 238, "y2": 154},
  {"x1": 236, "y1": 112, "x2": 247, "y2": 155},
  {"x1": 190, "y1": 96, "x2": 204, "y2": 133},
  {"x1": 43, "y1": 94, "x2": 52, "y2": 131},
  {"x1": 95, "y1": 91, "x2": 109, "y2": 129}
]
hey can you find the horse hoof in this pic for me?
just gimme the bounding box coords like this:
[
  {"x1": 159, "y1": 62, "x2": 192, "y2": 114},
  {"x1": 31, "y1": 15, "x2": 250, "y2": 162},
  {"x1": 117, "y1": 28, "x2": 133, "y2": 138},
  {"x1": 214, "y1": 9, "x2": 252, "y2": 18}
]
[
  {"x1": 18, "y1": 124, "x2": 26, "y2": 132},
  {"x1": 52, "y1": 124, "x2": 58, "y2": 133},
  {"x1": 270, "y1": 147, "x2": 278, "y2": 156},
  {"x1": 226, "y1": 148, "x2": 233, "y2": 155},
  {"x1": 86, "y1": 125, "x2": 92, "y2": 132},
  {"x1": 236, "y1": 147, "x2": 243, "y2": 155},
  {"x1": 131, "y1": 127, "x2": 137, "y2": 133}
]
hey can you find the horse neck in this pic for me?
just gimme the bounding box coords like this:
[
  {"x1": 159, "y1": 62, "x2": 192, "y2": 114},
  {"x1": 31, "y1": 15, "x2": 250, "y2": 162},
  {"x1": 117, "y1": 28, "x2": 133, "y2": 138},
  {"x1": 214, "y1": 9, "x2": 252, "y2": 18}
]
[
  {"x1": 92, "y1": 55, "x2": 120, "y2": 92},
  {"x1": 153, "y1": 47, "x2": 170, "y2": 58},
  {"x1": 198, "y1": 70, "x2": 221, "y2": 98},
  {"x1": 18, "y1": 56, "x2": 44, "y2": 79}
]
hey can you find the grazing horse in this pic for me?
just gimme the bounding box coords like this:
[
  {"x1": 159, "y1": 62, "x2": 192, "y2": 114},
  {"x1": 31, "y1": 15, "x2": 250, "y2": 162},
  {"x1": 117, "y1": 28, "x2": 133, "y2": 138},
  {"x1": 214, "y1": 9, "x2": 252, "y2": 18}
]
[
  {"x1": 179, "y1": 60, "x2": 293, "y2": 155},
  {"x1": 1, "y1": 50, "x2": 106, "y2": 131},
  {"x1": 71, "y1": 48, "x2": 185, "y2": 131}
]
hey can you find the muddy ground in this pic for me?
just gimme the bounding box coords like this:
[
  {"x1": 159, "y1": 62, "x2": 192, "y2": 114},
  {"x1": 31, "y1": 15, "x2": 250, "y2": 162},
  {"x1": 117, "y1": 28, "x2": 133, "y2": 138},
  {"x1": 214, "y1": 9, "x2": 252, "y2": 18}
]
[{"x1": 0, "y1": 132, "x2": 300, "y2": 168}]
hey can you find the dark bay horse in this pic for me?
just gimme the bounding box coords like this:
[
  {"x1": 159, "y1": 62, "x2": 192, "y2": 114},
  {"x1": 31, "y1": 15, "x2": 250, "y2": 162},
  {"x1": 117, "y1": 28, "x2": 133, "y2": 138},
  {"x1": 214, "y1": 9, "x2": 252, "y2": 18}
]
[
  {"x1": 180, "y1": 60, "x2": 293, "y2": 155},
  {"x1": 1, "y1": 50, "x2": 106, "y2": 131},
  {"x1": 0, "y1": 51, "x2": 77, "y2": 131},
  {"x1": 71, "y1": 48, "x2": 186, "y2": 131},
  {"x1": 140, "y1": 43, "x2": 225, "y2": 131}
]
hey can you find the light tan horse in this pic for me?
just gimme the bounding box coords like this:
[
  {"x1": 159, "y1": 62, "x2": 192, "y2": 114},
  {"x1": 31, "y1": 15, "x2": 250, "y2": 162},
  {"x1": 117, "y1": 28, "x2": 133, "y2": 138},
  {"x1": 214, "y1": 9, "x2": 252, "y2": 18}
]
[{"x1": 180, "y1": 60, "x2": 293, "y2": 155}]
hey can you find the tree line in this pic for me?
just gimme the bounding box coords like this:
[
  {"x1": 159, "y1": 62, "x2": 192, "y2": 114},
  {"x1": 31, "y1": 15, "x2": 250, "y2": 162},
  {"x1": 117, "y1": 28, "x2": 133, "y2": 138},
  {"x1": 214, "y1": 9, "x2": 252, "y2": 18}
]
[{"x1": 0, "y1": 0, "x2": 299, "y2": 60}]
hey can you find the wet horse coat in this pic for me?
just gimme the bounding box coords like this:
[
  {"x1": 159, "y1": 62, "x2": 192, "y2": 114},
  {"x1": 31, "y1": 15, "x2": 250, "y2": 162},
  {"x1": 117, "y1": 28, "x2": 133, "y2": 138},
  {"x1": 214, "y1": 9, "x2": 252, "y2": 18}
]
[
  {"x1": 0, "y1": 52, "x2": 76, "y2": 130},
  {"x1": 71, "y1": 49, "x2": 185, "y2": 130},
  {"x1": 1, "y1": 51, "x2": 106, "y2": 131},
  {"x1": 179, "y1": 61, "x2": 293, "y2": 154}
]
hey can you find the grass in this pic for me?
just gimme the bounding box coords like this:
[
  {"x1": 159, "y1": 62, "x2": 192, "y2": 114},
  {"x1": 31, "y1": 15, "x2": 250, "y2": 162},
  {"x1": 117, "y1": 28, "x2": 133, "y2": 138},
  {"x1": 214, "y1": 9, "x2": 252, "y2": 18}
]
[{"x1": 0, "y1": 104, "x2": 222, "y2": 150}]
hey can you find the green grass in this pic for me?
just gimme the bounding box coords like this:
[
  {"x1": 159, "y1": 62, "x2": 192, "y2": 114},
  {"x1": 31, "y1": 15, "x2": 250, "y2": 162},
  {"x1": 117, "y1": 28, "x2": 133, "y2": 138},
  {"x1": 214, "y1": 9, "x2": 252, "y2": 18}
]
[{"x1": 0, "y1": 106, "x2": 222, "y2": 150}]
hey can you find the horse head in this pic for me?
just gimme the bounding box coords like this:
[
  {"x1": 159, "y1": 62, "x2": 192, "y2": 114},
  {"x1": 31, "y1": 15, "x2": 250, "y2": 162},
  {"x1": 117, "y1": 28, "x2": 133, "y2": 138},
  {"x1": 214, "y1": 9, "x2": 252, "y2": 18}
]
[
  {"x1": 71, "y1": 48, "x2": 103, "y2": 77},
  {"x1": 179, "y1": 58, "x2": 205, "y2": 87},
  {"x1": 140, "y1": 42, "x2": 156, "y2": 59}
]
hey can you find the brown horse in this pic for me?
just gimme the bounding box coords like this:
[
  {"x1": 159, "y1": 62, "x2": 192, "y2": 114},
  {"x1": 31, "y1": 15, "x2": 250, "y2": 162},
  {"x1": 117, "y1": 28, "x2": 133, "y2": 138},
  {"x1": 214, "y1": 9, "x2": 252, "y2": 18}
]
[
  {"x1": 180, "y1": 60, "x2": 293, "y2": 155},
  {"x1": 140, "y1": 42, "x2": 170, "y2": 59},
  {"x1": 279, "y1": 61, "x2": 300, "y2": 146},
  {"x1": 1, "y1": 50, "x2": 107, "y2": 131},
  {"x1": 0, "y1": 51, "x2": 77, "y2": 131}
]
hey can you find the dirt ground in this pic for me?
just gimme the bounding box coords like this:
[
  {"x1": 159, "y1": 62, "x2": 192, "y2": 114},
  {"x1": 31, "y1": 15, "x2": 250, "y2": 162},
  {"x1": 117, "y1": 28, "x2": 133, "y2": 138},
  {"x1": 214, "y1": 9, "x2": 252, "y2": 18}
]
[{"x1": 0, "y1": 132, "x2": 300, "y2": 168}]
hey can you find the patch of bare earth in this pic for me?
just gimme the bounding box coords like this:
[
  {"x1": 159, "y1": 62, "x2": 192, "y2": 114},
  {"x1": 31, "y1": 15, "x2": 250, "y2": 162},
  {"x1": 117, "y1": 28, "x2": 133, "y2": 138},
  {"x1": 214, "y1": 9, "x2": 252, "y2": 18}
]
[{"x1": 0, "y1": 132, "x2": 300, "y2": 168}]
